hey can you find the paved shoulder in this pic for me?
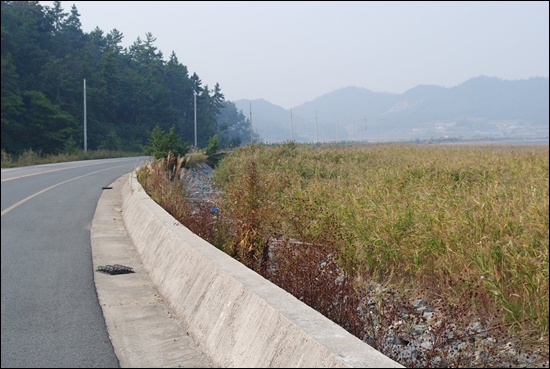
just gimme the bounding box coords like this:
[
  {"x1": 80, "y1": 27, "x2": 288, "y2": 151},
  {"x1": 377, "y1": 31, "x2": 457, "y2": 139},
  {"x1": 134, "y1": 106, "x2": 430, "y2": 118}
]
[{"x1": 91, "y1": 173, "x2": 213, "y2": 368}]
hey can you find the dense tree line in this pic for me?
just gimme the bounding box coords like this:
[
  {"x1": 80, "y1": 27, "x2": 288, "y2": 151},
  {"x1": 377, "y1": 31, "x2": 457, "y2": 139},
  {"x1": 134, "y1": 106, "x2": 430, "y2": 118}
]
[{"x1": 1, "y1": 1, "x2": 255, "y2": 155}]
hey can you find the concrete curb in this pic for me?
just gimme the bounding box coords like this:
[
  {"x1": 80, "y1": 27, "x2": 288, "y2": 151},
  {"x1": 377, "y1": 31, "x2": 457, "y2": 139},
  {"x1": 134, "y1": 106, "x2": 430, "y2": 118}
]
[{"x1": 121, "y1": 170, "x2": 403, "y2": 368}]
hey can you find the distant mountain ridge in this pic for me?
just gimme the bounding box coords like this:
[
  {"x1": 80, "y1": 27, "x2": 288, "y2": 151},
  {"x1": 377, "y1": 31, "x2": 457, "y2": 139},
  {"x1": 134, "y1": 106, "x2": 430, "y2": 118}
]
[{"x1": 233, "y1": 76, "x2": 549, "y2": 143}]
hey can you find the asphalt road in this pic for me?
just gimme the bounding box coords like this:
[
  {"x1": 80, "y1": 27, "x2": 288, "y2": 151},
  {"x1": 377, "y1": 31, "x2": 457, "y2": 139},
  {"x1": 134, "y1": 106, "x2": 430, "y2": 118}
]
[{"x1": 1, "y1": 157, "x2": 147, "y2": 368}]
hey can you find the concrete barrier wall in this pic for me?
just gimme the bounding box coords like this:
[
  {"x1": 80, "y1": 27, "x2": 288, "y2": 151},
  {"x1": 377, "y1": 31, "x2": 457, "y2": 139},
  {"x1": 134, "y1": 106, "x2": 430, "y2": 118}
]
[{"x1": 121, "y1": 171, "x2": 403, "y2": 368}]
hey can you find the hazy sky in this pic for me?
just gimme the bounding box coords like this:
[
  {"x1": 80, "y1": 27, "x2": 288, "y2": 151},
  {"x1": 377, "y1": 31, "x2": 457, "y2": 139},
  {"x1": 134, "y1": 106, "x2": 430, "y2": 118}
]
[{"x1": 41, "y1": 1, "x2": 549, "y2": 109}]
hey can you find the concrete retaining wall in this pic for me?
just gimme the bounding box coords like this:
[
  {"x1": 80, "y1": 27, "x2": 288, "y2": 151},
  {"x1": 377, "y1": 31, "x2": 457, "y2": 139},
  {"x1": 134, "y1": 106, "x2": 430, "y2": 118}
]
[{"x1": 121, "y1": 171, "x2": 403, "y2": 368}]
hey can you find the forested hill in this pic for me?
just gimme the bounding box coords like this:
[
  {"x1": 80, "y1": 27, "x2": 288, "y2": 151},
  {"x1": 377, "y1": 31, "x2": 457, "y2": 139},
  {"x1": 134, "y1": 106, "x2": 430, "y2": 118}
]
[{"x1": 1, "y1": 1, "x2": 252, "y2": 155}]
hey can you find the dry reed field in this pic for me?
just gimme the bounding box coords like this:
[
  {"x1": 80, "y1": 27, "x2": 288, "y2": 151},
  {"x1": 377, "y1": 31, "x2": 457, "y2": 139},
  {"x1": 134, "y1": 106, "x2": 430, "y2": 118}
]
[{"x1": 138, "y1": 142, "x2": 549, "y2": 367}]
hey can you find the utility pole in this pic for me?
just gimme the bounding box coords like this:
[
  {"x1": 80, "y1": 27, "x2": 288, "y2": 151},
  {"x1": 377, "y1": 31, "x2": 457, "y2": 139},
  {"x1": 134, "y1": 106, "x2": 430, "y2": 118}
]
[
  {"x1": 365, "y1": 117, "x2": 367, "y2": 142},
  {"x1": 83, "y1": 79, "x2": 87, "y2": 152},
  {"x1": 290, "y1": 108, "x2": 293, "y2": 141},
  {"x1": 193, "y1": 90, "x2": 197, "y2": 147},
  {"x1": 249, "y1": 101, "x2": 252, "y2": 144},
  {"x1": 336, "y1": 115, "x2": 339, "y2": 142},
  {"x1": 315, "y1": 110, "x2": 318, "y2": 143}
]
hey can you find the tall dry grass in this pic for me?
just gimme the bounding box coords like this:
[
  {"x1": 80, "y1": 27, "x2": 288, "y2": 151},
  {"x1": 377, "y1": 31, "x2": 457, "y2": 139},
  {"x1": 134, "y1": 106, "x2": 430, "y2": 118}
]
[
  {"x1": 137, "y1": 142, "x2": 549, "y2": 366},
  {"x1": 213, "y1": 142, "x2": 549, "y2": 337}
]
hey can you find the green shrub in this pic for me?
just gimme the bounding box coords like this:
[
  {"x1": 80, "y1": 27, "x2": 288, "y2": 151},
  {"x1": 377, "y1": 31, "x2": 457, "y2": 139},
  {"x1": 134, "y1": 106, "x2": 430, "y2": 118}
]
[
  {"x1": 204, "y1": 134, "x2": 225, "y2": 168},
  {"x1": 142, "y1": 124, "x2": 189, "y2": 159},
  {"x1": 1, "y1": 149, "x2": 13, "y2": 167}
]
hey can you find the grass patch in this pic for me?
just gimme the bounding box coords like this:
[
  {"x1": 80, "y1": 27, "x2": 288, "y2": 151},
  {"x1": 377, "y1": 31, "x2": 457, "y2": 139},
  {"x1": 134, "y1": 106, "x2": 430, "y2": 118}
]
[
  {"x1": 138, "y1": 142, "x2": 549, "y2": 367},
  {"x1": 1, "y1": 148, "x2": 141, "y2": 168}
]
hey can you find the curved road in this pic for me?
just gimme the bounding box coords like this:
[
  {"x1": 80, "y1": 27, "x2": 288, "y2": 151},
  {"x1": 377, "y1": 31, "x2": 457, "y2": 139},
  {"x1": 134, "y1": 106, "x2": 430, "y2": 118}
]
[{"x1": 1, "y1": 157, "x2": 147, "y2": 368}]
